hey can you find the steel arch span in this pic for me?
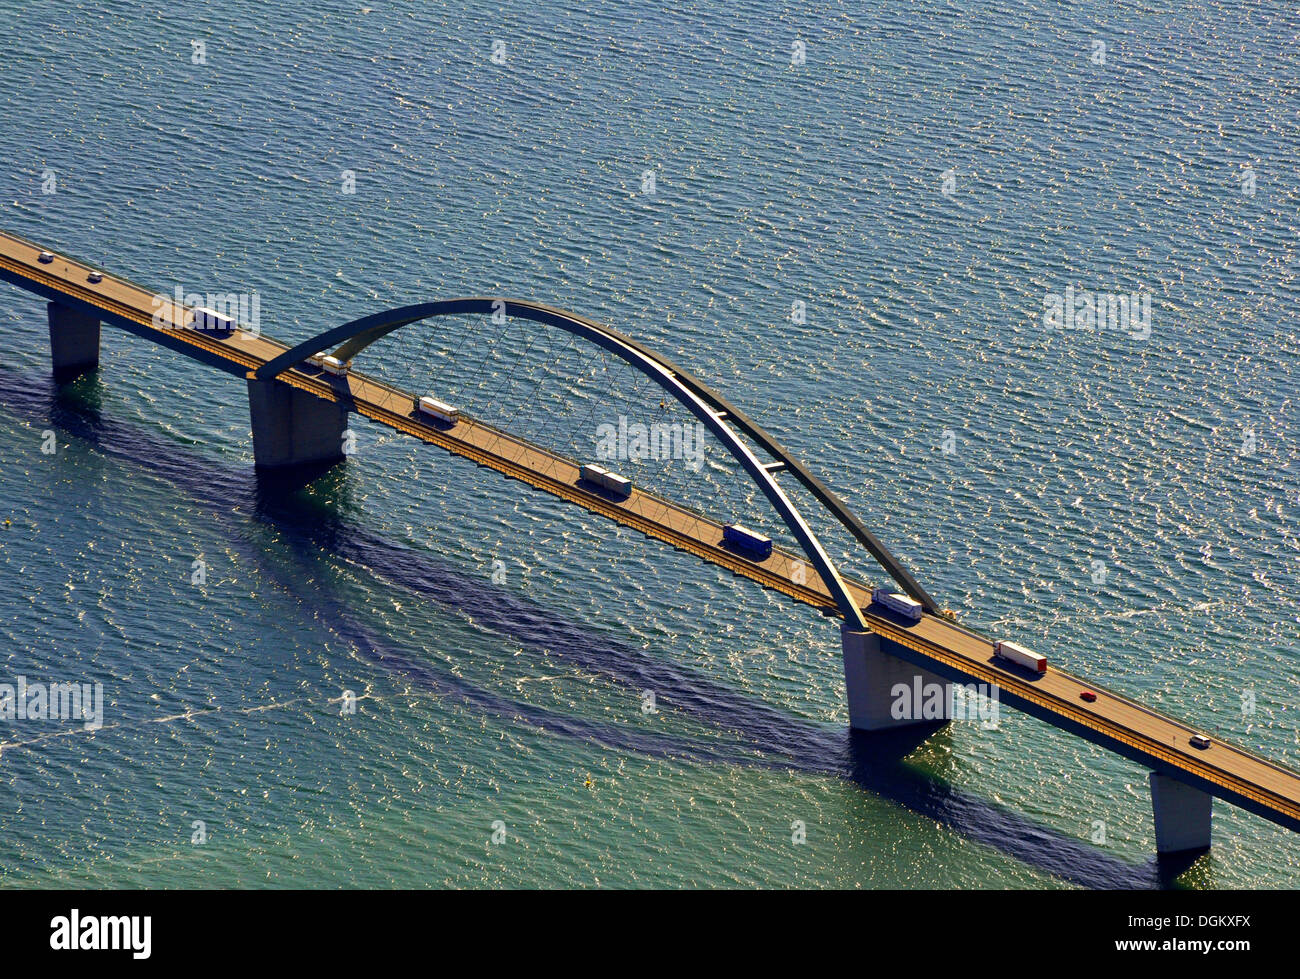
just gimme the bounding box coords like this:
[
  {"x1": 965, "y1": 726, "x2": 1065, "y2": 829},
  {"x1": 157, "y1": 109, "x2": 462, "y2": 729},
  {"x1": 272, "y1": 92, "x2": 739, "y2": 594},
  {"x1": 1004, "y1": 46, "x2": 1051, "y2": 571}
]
[{"x1": 255, "y1": 298, "x2": 940, "y2": 627}]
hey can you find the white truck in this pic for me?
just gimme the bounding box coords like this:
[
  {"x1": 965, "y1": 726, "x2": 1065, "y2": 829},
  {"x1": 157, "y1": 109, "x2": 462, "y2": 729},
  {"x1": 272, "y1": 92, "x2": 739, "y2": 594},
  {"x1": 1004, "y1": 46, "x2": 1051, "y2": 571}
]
[
  {"x1": 417, "y1": 396, "x2": 458, "y2": 425},
  {"x1": 190, "y1": 306, "x2": 237, "y2": 336},
  {"x1": 309, "y1": 352, "x2": 349, "y2": 376},
  {"x1": 872, "y1": 588, "x2": 924, "y2": 624},
  {"x1": 994, "y1": 640, "x2": 1047, "y2": 674},
  {"x1": 579, "y1": 463, "x2": 633, "y2": 498}
]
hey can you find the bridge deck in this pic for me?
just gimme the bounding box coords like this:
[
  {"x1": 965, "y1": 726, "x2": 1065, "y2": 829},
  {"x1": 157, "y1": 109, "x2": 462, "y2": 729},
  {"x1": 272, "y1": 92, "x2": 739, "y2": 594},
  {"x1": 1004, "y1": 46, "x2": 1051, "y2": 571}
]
[{"x1": 5, "y1": 230, "x2": 1300, "y2": 838}]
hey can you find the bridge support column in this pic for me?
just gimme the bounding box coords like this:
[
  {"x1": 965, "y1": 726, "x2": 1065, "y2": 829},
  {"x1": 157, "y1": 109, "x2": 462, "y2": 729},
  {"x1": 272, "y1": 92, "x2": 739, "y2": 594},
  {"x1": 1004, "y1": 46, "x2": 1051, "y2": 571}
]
[
  {"x1": 842, "y1": 627, "x2": 953, "y2": 730},
  {"x1": 246, "y1": 378, "x2": 348, "y2": 469},
  {"x1": 1149, "y1": 772, "x2": 1212, "y2": 855},
  {"x1": 48, "y1": 302, "x2": 100, "y2": 383}
]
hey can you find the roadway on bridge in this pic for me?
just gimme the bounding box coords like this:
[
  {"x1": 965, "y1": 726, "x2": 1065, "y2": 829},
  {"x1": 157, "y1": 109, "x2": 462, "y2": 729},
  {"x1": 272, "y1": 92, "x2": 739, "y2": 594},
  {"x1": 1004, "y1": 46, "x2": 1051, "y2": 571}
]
[{"x1": 4, "y1": 230, "x2": 1300, "y2": 838}]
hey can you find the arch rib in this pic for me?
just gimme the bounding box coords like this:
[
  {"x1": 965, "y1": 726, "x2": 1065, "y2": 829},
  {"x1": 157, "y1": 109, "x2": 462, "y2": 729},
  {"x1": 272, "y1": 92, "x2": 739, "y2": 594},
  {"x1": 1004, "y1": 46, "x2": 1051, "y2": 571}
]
[{"x1": 255, "y1": 299, "x2": 938, "y2": 622}]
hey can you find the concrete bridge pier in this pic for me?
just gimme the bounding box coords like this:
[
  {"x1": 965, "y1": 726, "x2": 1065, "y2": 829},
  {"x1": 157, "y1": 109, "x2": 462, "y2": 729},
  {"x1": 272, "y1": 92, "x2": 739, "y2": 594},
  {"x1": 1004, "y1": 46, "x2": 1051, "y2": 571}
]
[
  {"x1": 246, "y1": 378, "x2": 349, "y2": 469},
  {"x1": 1149, "y1": 772, "x2": 1212, "y2": 855},
  {"x1": 48, "y1": 302, "x2": 101, "y2": 382},
  {"x1": 842, "y1": 627, "x2": 954, "y2": 730}
]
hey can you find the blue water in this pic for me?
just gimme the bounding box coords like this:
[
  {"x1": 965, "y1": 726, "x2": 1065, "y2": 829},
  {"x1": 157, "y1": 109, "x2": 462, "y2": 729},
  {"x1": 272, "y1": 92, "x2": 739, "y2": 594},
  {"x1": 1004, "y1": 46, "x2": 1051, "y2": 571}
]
[{"x1": 0, "y1": 0, "x2": 1297, "y2": 887}]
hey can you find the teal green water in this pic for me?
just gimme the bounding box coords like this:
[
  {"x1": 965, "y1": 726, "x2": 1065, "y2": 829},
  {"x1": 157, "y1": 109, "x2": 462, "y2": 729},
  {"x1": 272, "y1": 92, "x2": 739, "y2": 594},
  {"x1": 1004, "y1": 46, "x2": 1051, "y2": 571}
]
[{"x1": 0, "y1": 0, "x2": 1297, "y2": 888}]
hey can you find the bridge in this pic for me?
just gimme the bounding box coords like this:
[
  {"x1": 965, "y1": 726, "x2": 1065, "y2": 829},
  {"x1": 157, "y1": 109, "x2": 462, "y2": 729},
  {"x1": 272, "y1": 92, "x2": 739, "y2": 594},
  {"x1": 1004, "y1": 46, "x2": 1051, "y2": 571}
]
[{"x1": 4, "y1": 227, "x2": 1299, "y2": 861}]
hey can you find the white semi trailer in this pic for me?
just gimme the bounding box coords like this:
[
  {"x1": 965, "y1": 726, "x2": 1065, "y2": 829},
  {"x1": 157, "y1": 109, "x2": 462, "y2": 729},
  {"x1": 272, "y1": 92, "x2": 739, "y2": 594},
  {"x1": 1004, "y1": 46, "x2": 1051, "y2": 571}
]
[{"x1": 994, "y1": 640, "x2": 1047, "y2": 674}]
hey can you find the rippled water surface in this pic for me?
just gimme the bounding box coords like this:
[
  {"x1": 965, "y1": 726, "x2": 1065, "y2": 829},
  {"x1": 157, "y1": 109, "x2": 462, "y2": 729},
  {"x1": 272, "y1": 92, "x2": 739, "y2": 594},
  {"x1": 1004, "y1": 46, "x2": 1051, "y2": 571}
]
[{"x1": 0, "y1": 0, "x2": 1297, "y2": 887}]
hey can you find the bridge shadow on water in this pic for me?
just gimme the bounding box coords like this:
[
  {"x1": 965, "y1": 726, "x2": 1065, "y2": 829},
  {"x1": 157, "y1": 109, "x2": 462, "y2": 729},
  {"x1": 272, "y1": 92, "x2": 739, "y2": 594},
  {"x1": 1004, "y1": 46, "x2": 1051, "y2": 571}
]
[{"x1": 0, "y1": 368, "x2": 1196, "y2": 889}]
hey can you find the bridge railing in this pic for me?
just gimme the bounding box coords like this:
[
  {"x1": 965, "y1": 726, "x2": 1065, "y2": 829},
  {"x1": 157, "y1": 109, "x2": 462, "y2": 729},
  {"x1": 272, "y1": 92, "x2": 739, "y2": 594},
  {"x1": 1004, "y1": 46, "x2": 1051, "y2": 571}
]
[{"x1": 0, "y1": 229, "x2": 112, "y2": 280}]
